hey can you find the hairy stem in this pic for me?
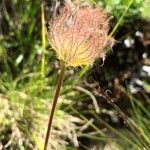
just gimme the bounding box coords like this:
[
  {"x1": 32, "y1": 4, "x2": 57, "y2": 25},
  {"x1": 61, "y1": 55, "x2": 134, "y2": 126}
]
[{"x1": 44, "y1": 63, "x2": 65, "y2": 150}]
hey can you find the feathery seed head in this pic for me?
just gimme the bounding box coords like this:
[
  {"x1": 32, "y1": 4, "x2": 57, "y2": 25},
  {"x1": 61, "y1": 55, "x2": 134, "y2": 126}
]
[{"x1": 48, "y1": 2, "x2": 114, "y2": 67}]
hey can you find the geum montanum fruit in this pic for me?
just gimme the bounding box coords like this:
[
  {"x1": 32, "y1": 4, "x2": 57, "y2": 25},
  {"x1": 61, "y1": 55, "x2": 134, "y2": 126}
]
[{"x1": 44, "y1": 2, "x2": 114, "y2": 150}]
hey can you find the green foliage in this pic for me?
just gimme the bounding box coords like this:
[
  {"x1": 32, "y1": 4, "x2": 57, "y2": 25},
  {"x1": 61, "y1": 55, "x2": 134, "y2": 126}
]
[{"x1": 96, "y1": 0, "x2": 144, "y2": 20}]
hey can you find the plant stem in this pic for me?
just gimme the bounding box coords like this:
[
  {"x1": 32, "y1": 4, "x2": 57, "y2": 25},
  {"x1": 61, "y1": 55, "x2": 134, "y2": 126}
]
[{"x1": 44, "y1": 63, "x2": 65, "y2": 150}]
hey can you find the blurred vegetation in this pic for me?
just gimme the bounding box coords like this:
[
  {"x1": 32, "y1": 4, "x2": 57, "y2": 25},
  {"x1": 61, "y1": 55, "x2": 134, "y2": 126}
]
[
  {"x1": 0, "y1": 0, "x2": 150, "y2": 149},
  {"x1": 142, "y1": 0, "x2": 150, "y2": 18},
  {"x1": 97, "y1": 0, "x2": 143, "y2": 19}
]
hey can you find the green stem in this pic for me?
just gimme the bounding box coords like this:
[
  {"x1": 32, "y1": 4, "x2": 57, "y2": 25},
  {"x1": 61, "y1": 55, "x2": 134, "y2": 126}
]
[{"x1": 44, "y1": 63, "x2": 65, "y2": 150}]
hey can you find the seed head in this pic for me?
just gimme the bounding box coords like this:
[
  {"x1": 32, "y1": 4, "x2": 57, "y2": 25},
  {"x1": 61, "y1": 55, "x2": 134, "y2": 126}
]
[{"x1": 48, "y1": 2, "x2": 114, "y2": 67}]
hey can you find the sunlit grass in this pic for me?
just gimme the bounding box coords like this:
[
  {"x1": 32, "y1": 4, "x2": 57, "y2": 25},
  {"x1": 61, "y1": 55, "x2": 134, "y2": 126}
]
[{"x1": 142, "y1": 0, "x2": 150, "y2": 18}]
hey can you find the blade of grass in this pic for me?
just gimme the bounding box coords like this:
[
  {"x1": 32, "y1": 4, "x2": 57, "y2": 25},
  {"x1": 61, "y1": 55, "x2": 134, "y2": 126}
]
[
  {"x1": 127, "y1": 89, "x2": 150, "y2": 142},
  {"x1": 109, "y1": 0, "x2": 134, "y2": 37},
  {"x1": 41, "y1": 3, "x2": 46, "y2": 78},
  {"x1": 121, "y1": 87, "x2": 150, "y2": 117},
  {"x1": 70, "y1": 106, "x2": 106, "y2": 137},
  {"x1": 92, "y1": 112, "x2": 143, "y2": 149},
  {"x1": 104, "y1": 94, "x2": 150, "y2": 149},
  {"x1": 74, "y1": 86, "x2": 100, "y2": 113}
]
